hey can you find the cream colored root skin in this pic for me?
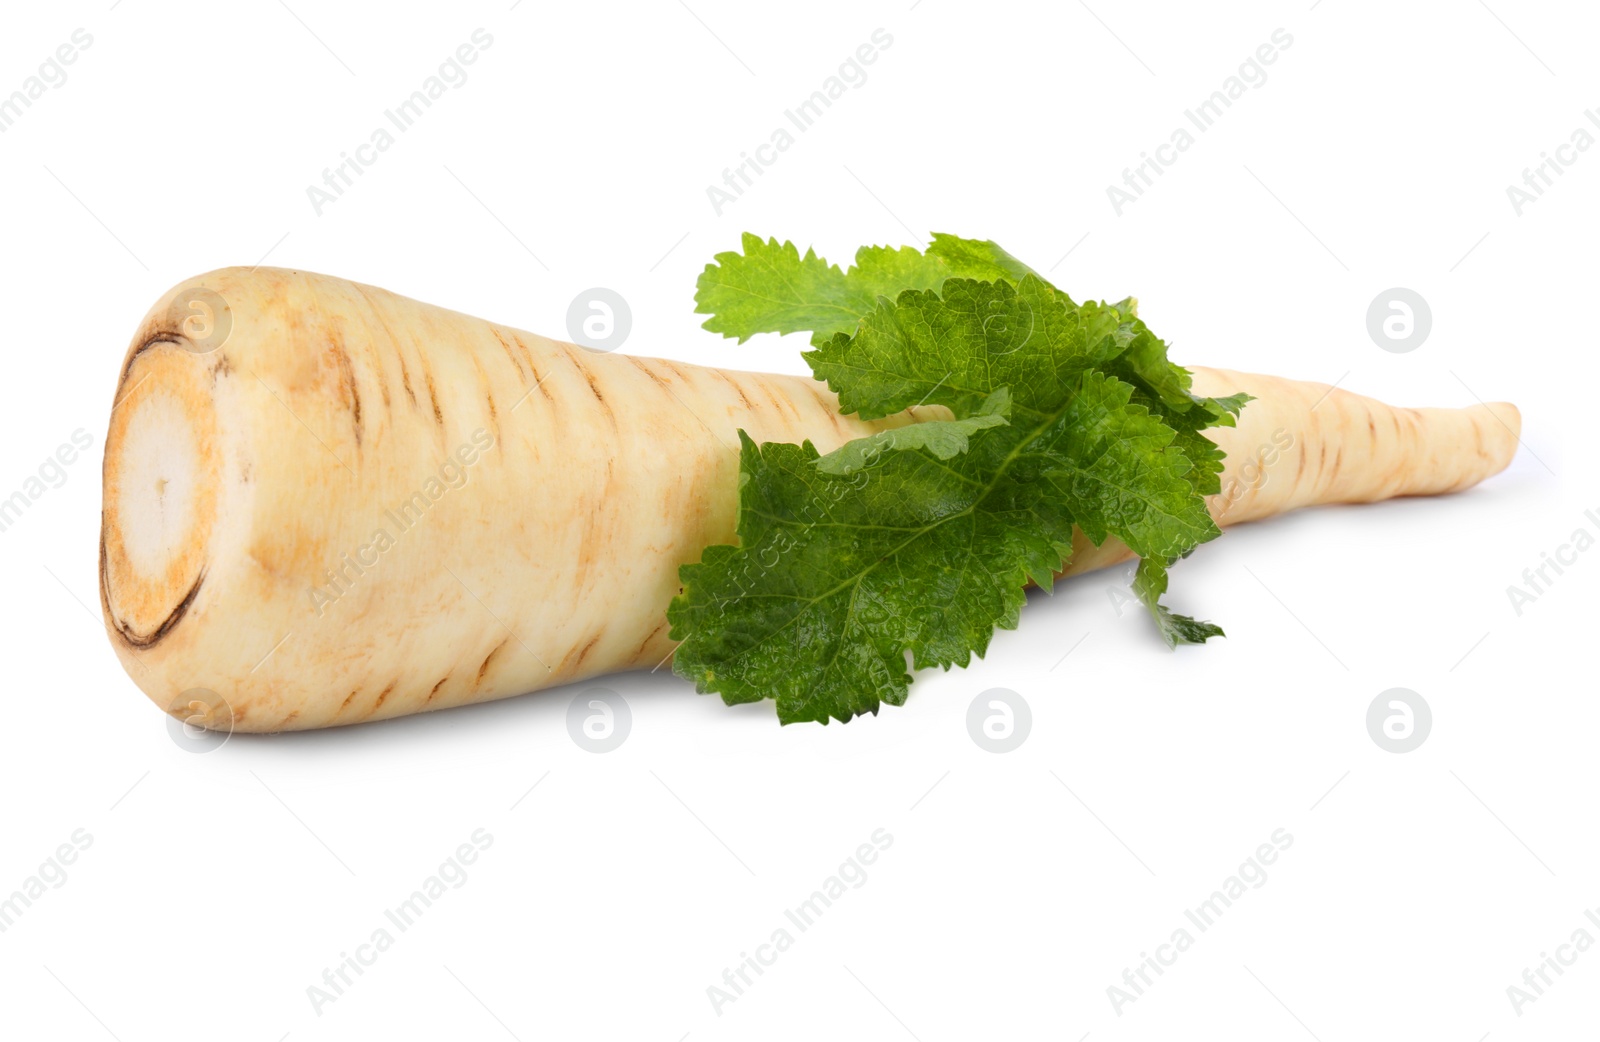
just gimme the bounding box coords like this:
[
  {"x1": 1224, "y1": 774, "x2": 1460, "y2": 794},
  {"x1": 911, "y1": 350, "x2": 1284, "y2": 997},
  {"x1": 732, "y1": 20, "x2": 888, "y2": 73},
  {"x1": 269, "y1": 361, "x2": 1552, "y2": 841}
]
[
  {"x1": 101, "y1": 269, "x2": 1520, "y2": 731},
  {"x1": 1057, "y1": 367, "x2": 1522, "y2": 577}
]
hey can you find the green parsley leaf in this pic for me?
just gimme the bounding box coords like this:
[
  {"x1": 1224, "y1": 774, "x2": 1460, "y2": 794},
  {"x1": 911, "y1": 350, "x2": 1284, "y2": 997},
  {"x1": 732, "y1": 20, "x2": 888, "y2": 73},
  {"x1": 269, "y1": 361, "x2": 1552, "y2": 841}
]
[
  {"x1": 925, "y1": 232, "x2": 1046, "y2": 286},
  {"x1": 1037, "y1": 369, "x2": 1219, "y2": 561},
  {"x1": 815, "y1": 388, "x2": 1011, "y2": 476},
  {"x1": 1132, "y1": 556, "x2": 1224, "y2": 647},
  {"x1": 694, "y1": 232, "x2": 1059, "y2": 347},
  {"x1": 672, "y1": 233, "x2": 1243, "y2": 723},
  {"x1": 806, "y1": 275, "x2": 1123, "y2": 420},
  {"x1": 669, "y1": 428, "x2": 1077, "y2": 724},
  {"x1": 691, "y1": 235, "x2": 933, "y2": 345}
]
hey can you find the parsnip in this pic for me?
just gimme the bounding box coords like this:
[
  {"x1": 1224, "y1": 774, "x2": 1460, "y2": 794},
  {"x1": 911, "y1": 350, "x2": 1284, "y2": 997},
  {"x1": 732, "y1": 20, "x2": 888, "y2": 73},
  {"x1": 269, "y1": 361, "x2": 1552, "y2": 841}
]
[{"x1": 101, "y1": 268, "x2": 1519, "y2": 731}]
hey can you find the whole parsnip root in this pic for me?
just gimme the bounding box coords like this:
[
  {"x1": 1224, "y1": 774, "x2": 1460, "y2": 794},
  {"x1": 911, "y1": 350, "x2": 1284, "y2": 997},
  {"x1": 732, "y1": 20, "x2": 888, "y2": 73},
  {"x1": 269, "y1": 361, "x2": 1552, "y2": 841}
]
[{"x1": 101, "y1": 268, "x2": 1519, "y2": 731}]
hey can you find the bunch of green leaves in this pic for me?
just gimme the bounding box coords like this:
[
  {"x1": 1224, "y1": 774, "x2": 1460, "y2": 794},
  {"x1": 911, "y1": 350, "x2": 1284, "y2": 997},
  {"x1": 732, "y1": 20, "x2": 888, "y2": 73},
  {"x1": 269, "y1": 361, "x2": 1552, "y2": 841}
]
[{"x1": 668, "y1": 233, "x2": 1247, "y2": 725}]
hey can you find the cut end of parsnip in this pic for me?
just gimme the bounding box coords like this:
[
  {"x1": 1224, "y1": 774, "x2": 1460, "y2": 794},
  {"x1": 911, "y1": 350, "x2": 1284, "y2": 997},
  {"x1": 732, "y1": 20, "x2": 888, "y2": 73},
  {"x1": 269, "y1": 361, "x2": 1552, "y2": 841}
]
[{"x1": 101, "y1": 343, "x2": 221, "y2": 649}]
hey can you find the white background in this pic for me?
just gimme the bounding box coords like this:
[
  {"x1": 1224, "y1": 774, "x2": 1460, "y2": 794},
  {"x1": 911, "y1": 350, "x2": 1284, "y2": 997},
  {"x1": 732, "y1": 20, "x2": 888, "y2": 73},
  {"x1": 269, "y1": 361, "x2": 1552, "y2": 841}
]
[{"x1": 1, "y1": 0, "x2": 1593, "y2": 1039}]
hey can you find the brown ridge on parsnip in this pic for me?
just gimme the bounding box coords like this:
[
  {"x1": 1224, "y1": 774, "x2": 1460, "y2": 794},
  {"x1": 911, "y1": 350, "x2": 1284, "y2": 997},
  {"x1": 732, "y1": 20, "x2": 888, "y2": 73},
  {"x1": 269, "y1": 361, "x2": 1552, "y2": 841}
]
[
  {"x1": 571, "y1": 633, "x2": 602, "y2": 670},
  {"x1": 631, "y1": 619, "x2": 668, "y2": 661},
  {"x1": 755, "y1": 375, "x2": 800, "y2": 420},
  {"x1": 351, "y1": 284, "x2": 403, "y2": 415},
  {"x1": 423, "y1": 367, "x2": 444, "y2": 428},
  {"x1": 471, "y1": 353, "x2": 500, "y2": 437},
  {"x1": 393, "y1": 342, "x2": 418, "y2": 406},
  {"x1": 804, "y1": 382, "x2": 850, "y2": 433},
  {"x1": 581, "y1": 366, "x2": 618, "y2": 431},
  {"x1": 525, "y1": 355, "x2": 553, "y2": 405},
  {"x1": 509, "y1": 332, "x2": 538, "y2": 374},
  {"x1": 491, "y1": 328, "x2": 527, "y2": 380},
  {"x1": 711, "y1": 369, "x2": 754, "y2": 410},
  {"x1": 655, "y1": 359, "x2": 692, "y2": 383},
  {"x1": 331, "y1": 338, "x2": 363, "y2": 446},
  {"x1": 625, "y1": 355, "x2": 673, "y2": 394},
  {"x1": 476, "y1": 636, "x2": 509, "y2": 684}
]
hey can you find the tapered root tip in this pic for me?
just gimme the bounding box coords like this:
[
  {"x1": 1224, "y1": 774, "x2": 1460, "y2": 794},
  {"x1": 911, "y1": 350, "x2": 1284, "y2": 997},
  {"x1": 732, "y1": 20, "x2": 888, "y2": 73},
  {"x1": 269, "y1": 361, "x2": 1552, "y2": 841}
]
[
  {"x1": 1468, "y1": 400, "x2": 1522, "y2": 485},
  {"x1": 1478, "y1": 401, "x2": 1521, "y2": 440}
]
